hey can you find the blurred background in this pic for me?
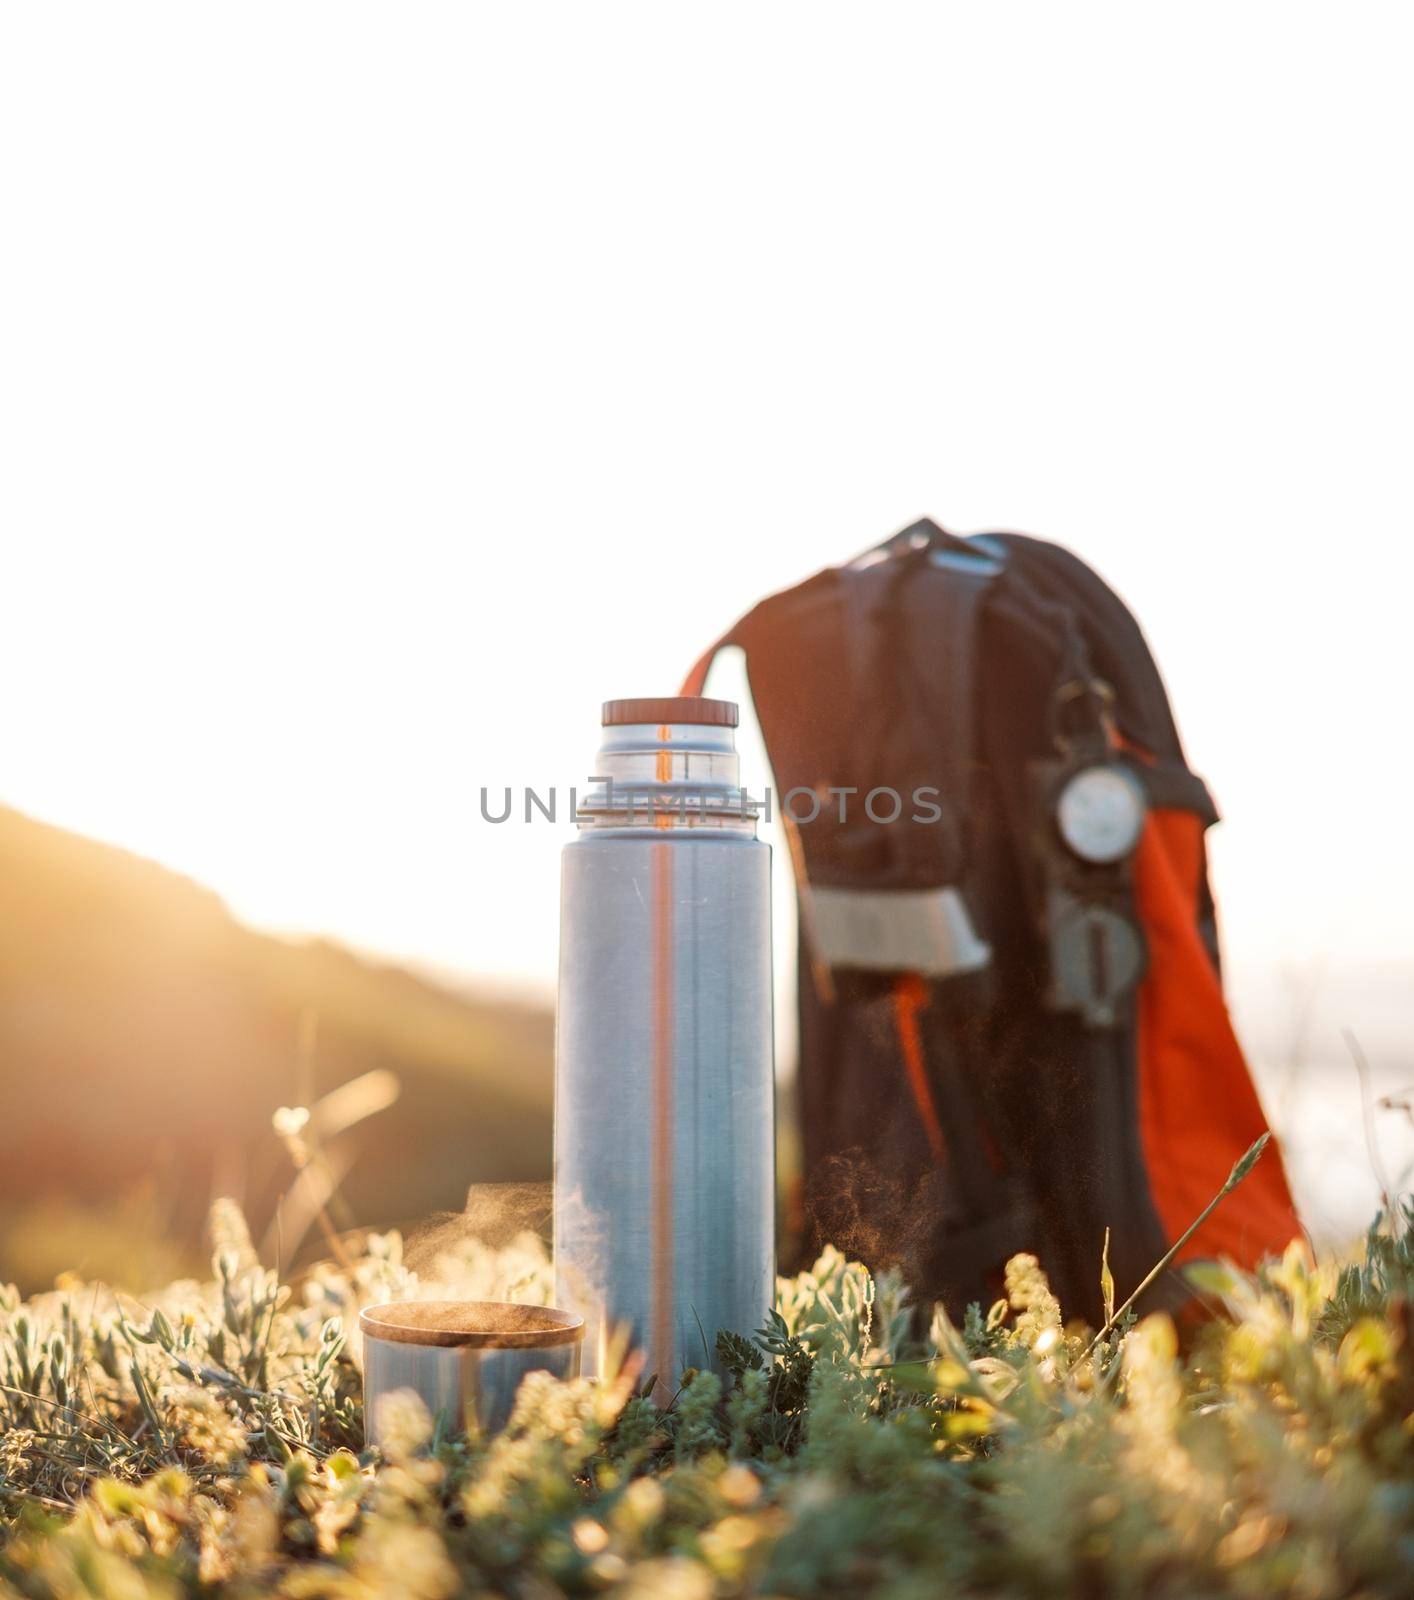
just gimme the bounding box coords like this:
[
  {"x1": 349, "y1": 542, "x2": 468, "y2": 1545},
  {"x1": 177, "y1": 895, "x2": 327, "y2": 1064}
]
[{"x1": 1, "y1": 5, "x2": 1410, "y2": 1292}]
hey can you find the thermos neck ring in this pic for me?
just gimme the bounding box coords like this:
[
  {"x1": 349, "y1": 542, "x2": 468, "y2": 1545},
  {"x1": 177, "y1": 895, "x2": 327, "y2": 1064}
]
[{"x1": 577, "y1": 720, "x2": 759, "y2": 834}]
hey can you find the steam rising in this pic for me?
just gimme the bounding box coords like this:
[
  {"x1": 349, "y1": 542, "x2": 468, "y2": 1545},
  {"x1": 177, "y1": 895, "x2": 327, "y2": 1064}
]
[
  {"x1": 805, "y1": 1150, "x2": 950, "y2": 1292},
  {"x1": 401, "y1": 1181, "x2": 555, "y2": 1304}
]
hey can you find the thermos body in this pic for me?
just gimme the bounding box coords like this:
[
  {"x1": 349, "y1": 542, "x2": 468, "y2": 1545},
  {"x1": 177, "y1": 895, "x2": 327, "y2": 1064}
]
[{"x1": 554, "y1": 703, "x2": 774, "y2": 1383}]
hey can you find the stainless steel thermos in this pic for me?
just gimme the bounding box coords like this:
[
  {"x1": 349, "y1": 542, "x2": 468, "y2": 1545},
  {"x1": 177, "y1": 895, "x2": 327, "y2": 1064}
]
[{"x1": 554, "y1": 696, "x2": 774, "y2": 1383}]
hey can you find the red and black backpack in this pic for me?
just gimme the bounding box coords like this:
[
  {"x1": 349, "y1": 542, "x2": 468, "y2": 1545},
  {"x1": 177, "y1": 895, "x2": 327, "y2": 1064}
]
[{"x1": 685, "y1": 519, "x2": 1301, "y2": 1325}]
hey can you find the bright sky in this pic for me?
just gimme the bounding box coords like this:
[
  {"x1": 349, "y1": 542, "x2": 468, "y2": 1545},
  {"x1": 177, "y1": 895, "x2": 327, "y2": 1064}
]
[{"x1": 3, "y1": 5, "x2": 1411, "y2": 1082}]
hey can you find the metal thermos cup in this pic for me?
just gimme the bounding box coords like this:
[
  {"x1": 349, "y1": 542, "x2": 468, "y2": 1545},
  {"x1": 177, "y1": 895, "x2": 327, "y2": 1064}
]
[
  {"x1": 555, "y1": 696, "x2": 774, "y2": 1383},
  {"x1": 360, "y1": 1300, "x2": 584, "y2": 1444}
]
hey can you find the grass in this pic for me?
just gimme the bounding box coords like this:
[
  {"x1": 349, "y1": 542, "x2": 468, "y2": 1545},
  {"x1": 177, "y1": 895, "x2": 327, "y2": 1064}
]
[{"x1": 0, "y1": 1182, "x2": 1411, "y2": 1598}]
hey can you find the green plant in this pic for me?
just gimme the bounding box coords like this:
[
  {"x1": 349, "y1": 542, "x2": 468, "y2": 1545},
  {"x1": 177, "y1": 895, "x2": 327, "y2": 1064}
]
[{"x1": 0, "y1": 1194, "x2": 1410, "y2": 1598}]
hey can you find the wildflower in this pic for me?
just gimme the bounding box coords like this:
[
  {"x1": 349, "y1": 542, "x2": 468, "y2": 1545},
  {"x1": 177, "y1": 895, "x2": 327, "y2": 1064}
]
[
  {"x1": 165, "y1": 1385, "x2": 247, "y2": 1466},
  {"x1": 1, "y1": 1427, "x2": 37, "y2": 1480},
  {"x1": 372, "y1": 1389, "x2": 434, "y2": 1461},
  {"x1": 208, "y1": 1197, "x2": 258, "y2": 1272},
  {"x1": 609, "y1": 1554, "x2": 714, "y2": 1599},
  {"x1": 717, "y1": 1464, "x2": 762, "y2": 1508},
  {"x1": 348, "y1": 1520, "x2": 458, "y2": 1600},
  {"x1": 272, "y1": 1105, "x2": 311, "y2": 1140},
  {"x1": 1004, "y1": 1253, "x2": 1063, "y2": 1349},
  {"x1": 572, "y1": 1517, "x2": 610, "y2": 1554}
]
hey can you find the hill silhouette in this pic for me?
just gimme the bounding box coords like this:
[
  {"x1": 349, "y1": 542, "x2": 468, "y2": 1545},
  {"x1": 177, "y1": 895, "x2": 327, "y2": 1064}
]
[{"x1": 0, "y1": 805, "x2": 552, "y2": 1292}]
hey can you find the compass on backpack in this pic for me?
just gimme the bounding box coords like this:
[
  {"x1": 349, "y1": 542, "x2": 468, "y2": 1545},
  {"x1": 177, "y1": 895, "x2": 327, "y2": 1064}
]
[{"x1": 1030, "y1": 679, "x2": 1151, "y2": 1029}]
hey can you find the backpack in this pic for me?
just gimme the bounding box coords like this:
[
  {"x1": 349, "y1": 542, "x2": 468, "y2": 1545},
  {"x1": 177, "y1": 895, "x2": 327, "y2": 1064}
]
[{"x1": 683, "y1": 519, "x2": 1302, "y2": 1326}]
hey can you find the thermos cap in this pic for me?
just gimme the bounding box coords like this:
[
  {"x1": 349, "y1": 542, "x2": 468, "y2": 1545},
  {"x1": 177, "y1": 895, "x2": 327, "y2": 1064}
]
[
  {"x1": 602, "y1": 696, "x2": 738, "y2": 728},
  {"x1": 359, "y1": 1300, "x2": 584, "y2": 1350}
]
